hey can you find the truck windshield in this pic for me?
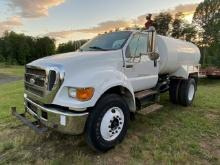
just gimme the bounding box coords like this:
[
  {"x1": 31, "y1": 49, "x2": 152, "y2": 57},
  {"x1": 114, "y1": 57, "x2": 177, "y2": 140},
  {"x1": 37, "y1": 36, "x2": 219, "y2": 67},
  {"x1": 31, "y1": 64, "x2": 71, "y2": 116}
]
[{"x1": 79, "y1": 31, "x2": 132, "y2": 51}]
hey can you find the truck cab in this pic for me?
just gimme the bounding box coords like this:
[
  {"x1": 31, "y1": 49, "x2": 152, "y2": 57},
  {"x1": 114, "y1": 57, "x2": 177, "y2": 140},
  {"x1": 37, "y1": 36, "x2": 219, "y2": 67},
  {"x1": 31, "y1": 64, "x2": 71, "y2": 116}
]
[{"x1": 12, "y1": 30, "x2": 200, "y2": 152}]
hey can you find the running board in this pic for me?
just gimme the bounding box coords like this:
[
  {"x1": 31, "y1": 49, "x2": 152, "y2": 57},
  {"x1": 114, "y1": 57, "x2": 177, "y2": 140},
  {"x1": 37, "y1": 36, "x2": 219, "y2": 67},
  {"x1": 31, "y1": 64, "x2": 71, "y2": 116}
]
[
  {"x1": 135, "y1": 89, "x2": 159, "y2": 110},
  {"x1": 135, "y1": 89, "x2": 158, "y2": 100},
  {"x1": 138, "y1": 104, "x2": 163, "y2": 115},
  {"x1": 11, "y1": 107, "x2": 48, "y2": 134}
]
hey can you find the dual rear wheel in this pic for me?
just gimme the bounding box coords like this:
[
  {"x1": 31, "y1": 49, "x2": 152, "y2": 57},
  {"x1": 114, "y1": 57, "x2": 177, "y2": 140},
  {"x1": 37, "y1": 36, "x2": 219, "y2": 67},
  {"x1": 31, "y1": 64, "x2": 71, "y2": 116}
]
[{"x1": 169, "y1": 78, "x2": 197, "y2": 106}]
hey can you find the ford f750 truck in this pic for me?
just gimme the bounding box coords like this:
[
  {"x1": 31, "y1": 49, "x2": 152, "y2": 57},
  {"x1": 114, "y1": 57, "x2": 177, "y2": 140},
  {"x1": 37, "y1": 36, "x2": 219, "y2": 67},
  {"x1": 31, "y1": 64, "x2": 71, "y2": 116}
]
[{"x1": 12, "y1": 30, "x2": 201, "y2": 152}]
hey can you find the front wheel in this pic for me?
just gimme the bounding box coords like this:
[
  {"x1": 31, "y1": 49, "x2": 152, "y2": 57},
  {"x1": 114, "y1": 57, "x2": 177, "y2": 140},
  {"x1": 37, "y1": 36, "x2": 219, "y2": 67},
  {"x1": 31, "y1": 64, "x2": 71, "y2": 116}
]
[{"x1": 85, "y1": 94, "x2": 130, "y2": 152}]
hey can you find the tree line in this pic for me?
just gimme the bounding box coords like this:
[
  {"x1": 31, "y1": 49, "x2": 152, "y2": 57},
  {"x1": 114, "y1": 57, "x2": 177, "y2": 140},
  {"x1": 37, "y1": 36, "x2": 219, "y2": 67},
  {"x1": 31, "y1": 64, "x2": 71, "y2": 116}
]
[
  {"x1": 126, "y1": 0, "x2": 219, "y2": 67},
  {"x1": 152, "y1": 0, "x2": 220, "y2": 67},
  {"x1": 56, "y1": 40, "x2": 88, "y2": 54},
  {"x1": 0, "y1": 31, "x2": 88, "y2": 65},
  {"x1": 0, "y1": 32, "x2": 55, "y2": 65},
  {"x1": 0, "y1": 0, "x2": 219, "y2": 67}
]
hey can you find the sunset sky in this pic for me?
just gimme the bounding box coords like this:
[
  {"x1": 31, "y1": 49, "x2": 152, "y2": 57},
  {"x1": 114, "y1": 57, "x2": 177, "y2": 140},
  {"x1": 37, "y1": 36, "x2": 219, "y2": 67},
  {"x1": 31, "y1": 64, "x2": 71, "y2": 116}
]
[{"x1": 0, "y1": 0, "x2": 203, "y2": 44}]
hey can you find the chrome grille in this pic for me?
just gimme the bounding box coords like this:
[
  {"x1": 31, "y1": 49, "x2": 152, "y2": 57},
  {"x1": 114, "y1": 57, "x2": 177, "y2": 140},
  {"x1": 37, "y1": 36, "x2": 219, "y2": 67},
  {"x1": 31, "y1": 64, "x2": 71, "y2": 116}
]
[
  {"x1": 25, "y1": 73, "x2": 45, "y2": 87},
  {"x1": 25, "y1": 67, "x2": 47, "y2": 97},
  {"x1": 26, "y1": 68, "x2": 46, "y2": 77},
  {"x1": 25, "y1": 83, "x2": 44, "y2": 97},
  {"x1": 24, "y1": 64, "x2": 64, "y2": 104}
]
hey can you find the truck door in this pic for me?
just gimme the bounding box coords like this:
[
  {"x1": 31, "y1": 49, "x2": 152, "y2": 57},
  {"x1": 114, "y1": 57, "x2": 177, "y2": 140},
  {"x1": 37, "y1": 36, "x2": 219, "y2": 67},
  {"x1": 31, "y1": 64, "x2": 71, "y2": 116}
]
[{"x1": 123, "y1": 32, "x2": 159, "y2": 92}]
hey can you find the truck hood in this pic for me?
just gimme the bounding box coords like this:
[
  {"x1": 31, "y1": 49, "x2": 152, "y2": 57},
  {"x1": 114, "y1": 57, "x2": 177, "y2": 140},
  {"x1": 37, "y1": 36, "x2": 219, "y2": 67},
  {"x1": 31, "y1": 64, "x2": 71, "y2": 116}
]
[
  {"x1": 28, "y1": 50, "x2": 124, "y2": 82},
  {"x1": 30, "y1": 50, "x2": 120, "y2": 66}
]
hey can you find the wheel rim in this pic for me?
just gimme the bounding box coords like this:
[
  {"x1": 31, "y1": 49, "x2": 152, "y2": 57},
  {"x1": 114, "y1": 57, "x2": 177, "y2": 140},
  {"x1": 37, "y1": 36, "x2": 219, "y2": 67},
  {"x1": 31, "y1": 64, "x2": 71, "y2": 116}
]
[
  {"x1": 188, "y1": 84, "x2": 195, "y2": 101},
  {"x1": 100, "y1": 107, "x2": 125, "y2": 141}
]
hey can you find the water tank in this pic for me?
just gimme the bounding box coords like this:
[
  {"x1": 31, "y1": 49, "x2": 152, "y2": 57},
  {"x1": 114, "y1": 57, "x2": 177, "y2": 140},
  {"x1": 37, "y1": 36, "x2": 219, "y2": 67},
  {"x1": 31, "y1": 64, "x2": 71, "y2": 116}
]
[{"x1": 157, "y1": 35, "x2": 201, "y2": 74}]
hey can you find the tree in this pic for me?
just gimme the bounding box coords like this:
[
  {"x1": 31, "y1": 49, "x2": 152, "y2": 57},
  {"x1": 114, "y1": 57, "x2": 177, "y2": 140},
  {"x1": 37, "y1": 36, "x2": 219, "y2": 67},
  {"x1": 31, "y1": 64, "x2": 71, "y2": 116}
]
[
  {"x1": 193, "y1": 0, "x2": 220, "y2": 66},
  {"x1": 171, "y1": 12, "x2": 197, "y2": 42},
  {"x1": 181, "y1": 23, "x2": 197, "y2": 42},
  {"x1": 206, "y1": 42, "x2": 220, "y2": 67},
  {"x1": 153, "y1": 12, "x2": 172, "y2": 35},
  {"x1": 171, "y1": 12, "x2": 184, "y2": 38},
  {"x1": 0, "y1": 38, "x2": 5, "y2": 63},
  {"x1": 193, "y1": 0, "x2": 220, "y2": 45},
  {"x1": 36, "y1": 37, "x2": 56, "y2": 59},
  {"x1": 57, "y1": 40, "x2": 88, "y2": 54},
  {"x1": 0, "y1": 31, "x2": 56, "y2": 65}
]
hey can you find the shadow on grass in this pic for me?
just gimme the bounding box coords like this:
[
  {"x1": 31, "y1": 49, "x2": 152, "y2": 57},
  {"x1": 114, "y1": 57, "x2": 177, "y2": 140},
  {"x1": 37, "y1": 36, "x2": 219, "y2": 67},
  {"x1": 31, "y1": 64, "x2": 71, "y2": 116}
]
[{"x1": 198, "y1": 78, "x2": 220, "y2": 85}]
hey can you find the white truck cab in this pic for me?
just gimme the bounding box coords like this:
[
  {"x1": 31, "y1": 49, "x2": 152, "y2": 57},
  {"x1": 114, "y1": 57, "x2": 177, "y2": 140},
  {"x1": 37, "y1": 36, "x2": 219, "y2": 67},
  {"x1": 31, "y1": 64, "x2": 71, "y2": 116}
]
[{"x1": 12, "y1": 30, "x2": 201, "y2": 152}]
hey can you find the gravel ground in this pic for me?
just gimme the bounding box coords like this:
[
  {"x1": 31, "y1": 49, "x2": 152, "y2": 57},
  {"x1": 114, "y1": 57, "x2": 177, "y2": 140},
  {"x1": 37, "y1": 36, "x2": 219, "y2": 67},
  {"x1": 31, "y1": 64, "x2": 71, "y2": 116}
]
[{"x1": 0, "y1": 74, "x2": 23, "y2": 84}]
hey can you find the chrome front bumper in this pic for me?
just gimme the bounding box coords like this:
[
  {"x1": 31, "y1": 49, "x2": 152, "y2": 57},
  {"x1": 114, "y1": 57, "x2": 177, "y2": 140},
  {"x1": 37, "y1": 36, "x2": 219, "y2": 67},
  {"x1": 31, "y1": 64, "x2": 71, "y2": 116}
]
[{"x1": 15, "y1": 97, "x2": 89, "y2": 135}]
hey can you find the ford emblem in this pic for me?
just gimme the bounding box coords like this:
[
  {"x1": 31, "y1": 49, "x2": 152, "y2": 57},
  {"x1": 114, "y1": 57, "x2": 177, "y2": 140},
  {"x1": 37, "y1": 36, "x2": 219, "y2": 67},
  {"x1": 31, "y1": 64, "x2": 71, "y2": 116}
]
[{"x1": 30, "y1": 78, "x2": 35, "y2": 84}]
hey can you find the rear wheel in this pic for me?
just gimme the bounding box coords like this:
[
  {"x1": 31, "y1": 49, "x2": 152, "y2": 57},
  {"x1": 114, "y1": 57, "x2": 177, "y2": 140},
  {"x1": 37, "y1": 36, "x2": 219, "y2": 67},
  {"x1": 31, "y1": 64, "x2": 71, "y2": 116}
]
[
  {"x1": 178, "y1": 78, "x2": 196, "y2": 106},
  {"x1": 169, "y1": 79, "x2": 182, "y2": 104},
  {"x1": 85, "y1": 94, "x2": 130, "y2": 152}
]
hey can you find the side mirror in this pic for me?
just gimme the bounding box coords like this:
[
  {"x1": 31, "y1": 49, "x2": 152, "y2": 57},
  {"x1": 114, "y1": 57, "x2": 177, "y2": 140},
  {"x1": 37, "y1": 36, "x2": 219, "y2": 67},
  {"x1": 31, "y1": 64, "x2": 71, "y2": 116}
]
[{"x1": 148, "y1": 52, "x2": 159, "y2": 61}]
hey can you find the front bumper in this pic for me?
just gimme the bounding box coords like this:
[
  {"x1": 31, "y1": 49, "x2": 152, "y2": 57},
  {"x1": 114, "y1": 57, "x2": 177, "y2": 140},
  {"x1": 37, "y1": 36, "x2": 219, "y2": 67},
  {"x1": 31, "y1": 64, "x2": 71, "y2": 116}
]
[{"x1": 13, "y1": 97, "x2": 89, "y2": 135}]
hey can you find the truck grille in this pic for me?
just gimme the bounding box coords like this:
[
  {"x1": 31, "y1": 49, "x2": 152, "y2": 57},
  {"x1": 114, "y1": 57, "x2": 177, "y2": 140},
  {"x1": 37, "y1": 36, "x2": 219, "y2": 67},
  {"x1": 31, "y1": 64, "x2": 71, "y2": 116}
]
[
  {"x1": 25, "y1": 67, "x2": 47, "y2": 97},
  {"x1": 24, "y1": 65, "x2": 64, "y2": 104}
]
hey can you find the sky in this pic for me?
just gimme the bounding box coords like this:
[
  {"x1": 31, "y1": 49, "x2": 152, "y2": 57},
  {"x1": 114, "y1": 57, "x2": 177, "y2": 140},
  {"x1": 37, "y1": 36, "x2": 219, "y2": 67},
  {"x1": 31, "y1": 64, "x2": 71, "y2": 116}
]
[{"x1": 0, "y1": 0, "x2": 203, "y2": 44}]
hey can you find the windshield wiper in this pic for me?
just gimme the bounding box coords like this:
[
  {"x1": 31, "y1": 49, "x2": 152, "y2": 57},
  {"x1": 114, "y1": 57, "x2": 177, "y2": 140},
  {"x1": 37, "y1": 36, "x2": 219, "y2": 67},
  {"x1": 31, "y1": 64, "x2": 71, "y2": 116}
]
[{"x1": 89, "y1": 46, "x2": 108, "y2": 51}]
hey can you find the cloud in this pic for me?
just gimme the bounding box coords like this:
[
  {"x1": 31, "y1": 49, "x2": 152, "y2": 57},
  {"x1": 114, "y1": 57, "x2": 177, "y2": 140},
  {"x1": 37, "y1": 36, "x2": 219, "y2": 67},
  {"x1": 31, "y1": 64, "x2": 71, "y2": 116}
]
[
  {"x1": 46, "y1": 30, "x2": 74, "y2": 39},
  {"x1": 45, "y1": 3, "x2": 199, "y2": 42},
  {"x1": 77, "y1": 20, "x2": 131, "y2": 33},
  {"x1": 0, "y1": 16, "x2": 22, "y2": 36},
  {"x1": 173, "y1": 4, "x2": 198, "y2": 15},
  {"x1": 9, "y1": 0, "x2": 65, "y2": 18},
  {"x1": 46, "y1": 20, "x2": 131, "y2": 40},
  {"x1": 135, "y1": 3, "x2": 198, "y2": 25}
]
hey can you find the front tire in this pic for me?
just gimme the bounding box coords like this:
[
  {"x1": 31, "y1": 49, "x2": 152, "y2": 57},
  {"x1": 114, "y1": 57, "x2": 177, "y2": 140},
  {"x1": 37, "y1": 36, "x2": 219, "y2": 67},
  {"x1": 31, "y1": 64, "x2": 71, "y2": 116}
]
[{"x1": 85, "y1": 94, "x2": 130, "y2": 152}]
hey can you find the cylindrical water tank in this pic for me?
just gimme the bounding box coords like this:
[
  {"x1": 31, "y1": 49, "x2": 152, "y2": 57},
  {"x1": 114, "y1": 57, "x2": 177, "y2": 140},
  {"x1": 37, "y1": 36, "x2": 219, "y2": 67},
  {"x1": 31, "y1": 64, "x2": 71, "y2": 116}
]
[{"x1": 157, "y1": 35, "x2": 201, "y2": 74}]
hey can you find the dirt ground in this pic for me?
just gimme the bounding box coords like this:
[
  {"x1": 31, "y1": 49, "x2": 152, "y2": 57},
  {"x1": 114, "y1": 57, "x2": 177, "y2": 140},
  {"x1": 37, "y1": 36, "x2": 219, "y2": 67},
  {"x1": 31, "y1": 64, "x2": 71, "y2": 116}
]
[{"x1": 0, "y1": 74, "x2": 22, "y2": 85}]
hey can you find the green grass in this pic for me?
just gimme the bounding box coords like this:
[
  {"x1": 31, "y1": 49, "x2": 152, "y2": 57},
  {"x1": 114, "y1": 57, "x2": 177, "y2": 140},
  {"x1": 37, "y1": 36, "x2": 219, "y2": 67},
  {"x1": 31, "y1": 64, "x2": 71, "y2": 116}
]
[
  {"x1": 0, "y1": 64, "x2": 24, "y2": 77},
  {"x1": 0, "y1": 66, "x2": 220, "y2": 164}
]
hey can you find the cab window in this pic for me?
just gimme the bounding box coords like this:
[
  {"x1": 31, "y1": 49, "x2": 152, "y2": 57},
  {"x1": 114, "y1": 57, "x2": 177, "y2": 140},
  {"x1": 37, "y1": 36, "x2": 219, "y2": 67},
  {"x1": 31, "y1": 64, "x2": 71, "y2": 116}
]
[{"x1": 126, "y1": 33, "x2": 148, "y2": 58}]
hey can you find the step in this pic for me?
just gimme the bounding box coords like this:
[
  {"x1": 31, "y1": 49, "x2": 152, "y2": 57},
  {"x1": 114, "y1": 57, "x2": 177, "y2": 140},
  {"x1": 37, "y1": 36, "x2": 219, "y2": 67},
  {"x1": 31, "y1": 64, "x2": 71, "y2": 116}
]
[
  {"x1": 137, "y1": 104, "x2": 163, "y2": 115},
  {"x1": 135, "y1": 89, "x2": 158, "y2": 100}
]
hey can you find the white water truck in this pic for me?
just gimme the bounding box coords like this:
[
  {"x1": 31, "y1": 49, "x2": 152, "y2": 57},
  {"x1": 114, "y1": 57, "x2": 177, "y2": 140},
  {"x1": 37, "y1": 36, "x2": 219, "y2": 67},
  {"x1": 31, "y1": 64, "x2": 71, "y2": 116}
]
[{"x1": 12, "y1": 30, "x2": 201, "y2": 152}]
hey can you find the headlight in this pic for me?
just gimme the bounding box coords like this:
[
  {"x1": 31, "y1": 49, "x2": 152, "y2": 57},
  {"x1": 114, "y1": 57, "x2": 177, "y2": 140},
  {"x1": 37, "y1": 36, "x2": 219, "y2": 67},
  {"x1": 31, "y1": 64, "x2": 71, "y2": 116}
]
[
  {"x1": 68, "y1": 88, "x2": 77, "y2": 98},
  {"x1": 68, "y1": 87, "x2": 94, "y2": 101}
]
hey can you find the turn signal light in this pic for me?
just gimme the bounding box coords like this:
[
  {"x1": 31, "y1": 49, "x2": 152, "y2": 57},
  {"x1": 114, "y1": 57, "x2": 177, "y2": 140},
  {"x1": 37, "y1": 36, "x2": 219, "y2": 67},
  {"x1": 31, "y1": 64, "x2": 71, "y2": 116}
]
[
  {"x1": 77, "y1": 88, "x2": 94, "y2": 101},
  {"x1": 68, "y1": 87, "x2": 94, "y2": 101}
]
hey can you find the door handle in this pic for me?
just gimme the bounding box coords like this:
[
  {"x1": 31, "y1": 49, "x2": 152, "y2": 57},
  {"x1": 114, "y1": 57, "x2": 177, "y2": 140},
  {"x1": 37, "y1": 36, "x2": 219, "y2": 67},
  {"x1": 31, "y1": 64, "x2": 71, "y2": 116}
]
[{"x1": 125, "y1": 64, "x2": 133, "y2": 68}]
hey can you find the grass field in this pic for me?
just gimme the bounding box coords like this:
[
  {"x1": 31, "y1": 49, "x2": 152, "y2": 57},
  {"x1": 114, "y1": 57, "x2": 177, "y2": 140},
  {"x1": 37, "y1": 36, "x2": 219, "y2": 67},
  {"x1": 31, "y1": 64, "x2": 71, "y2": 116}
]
[{"x1": 0, "y1": 65, "x2": 220, "y2": 165}]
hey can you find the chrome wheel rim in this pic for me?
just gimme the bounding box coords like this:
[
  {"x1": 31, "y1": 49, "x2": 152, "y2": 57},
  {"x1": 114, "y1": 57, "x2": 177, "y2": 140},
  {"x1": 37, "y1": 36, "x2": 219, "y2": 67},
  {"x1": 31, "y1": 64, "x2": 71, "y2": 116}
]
[
  {"x1": 188, "y1": 84, "x2": 195, "y2": 101},
  {"x1": 100, "y1": 107, "x2": 124, "y2": 141}
]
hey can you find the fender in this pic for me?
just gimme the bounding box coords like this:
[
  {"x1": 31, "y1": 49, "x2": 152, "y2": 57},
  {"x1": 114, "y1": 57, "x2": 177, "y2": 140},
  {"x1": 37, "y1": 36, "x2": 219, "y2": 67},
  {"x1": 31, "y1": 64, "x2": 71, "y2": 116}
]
[
  {"x1": 53, "y1": 68, "x2": 136, "y2": 112},
  {"x1": 171, "y1": 65, "x2": 199, "y2": 79}
]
